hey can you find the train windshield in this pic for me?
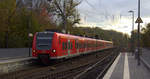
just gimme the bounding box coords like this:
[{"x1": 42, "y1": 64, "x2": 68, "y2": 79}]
[{"x1": 36, "y1": 32, "x2": 54, "y2": 50}]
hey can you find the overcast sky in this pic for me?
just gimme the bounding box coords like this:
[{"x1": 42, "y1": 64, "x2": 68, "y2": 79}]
[{"x1": 77, "y1": 0, "x2": 150, "y2": 35}]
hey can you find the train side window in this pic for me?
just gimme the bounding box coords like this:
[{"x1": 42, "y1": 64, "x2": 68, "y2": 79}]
[
  {"x1": 75, "y1": 40, "x2": 76, "y2": 48},
  {"x1": 76, "y1": 41, "x2": 79, "y2": 49},
  {"x1": 83, "y1": 43, "x2": 85, "y2": 48},
  {"x1": 68, "y1": 42, "x2": 70, "y2": 49},
  {"x1": 68, "y1": 42, "x2": 69, "y2": 49},
  {"x1": 70, "y1": 42, "x2": 72, "y2": 49},
  {"x1": 77, "y1": 42, "x2": 78, "y2": 48},
  {"x1": 79, "y1": 43, "x2": 81, "y2": 48},
  {"x1": 78, "y1": 43, "x2": 79, "y2": 49},
  {"x1": 62, "y1": 42, "x2": 65, "y2": 50},
  {"x1": 83, "y1": 43, "x2": 84, "y2": 47},
  {"x1": 65, "y1": 42, "x2": 67, "y2": 49},
  {"x1": 63, "y1": 42, "x2": 65, "y2": 50},
  {"x1": 59, "y1": 36, "x2": 61, "y2": 44},
  {"x1": 100, "y1": 43, "x2": 102, "y2": 47},
  {"x1": 77, "y1": 42, "x2": 78, "y2": 49},
  {"x1": 75, "y1": 40, "x2": 78, "y2": 49},
  {"x1": 82, "y1": 43, "x2": 84, "y2": 48}
]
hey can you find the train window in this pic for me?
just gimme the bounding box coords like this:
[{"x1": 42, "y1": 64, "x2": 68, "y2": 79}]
[
  {"x1": 36, "y1": 32, "x2": 54, "y2": 50},
  {"x1": 68, "y1": 42, "x2": 70, "y2": 49},
  {"x1": 62, "y1": 42, "x2": 67, "y2": 50},
  {"x1": 100, "y1": 43, "x2": 103, "y2": 47},
  {"x1": 71, "y1": 42, "x2": 73, "y2": 49},
  {"x1": 80, "y1": 43, "x2": 81, "y2": 49},
  {"x1": 75, "y1": 42, "x2": 77, "y2": 48},
  {"x1": 78, "y1": 43, "x2": 80, "y2": 48},
  {"x1": 84, "y1": 43, "x2": 85, "y2": 48},
  {"x1": 62, "y1": 42, "x2": 65, "y2": 50},
  {"x1": 82, "y1": 43, "x2": 84, "y2": 48},
  {"x1": 75, "y1": 41, "x2": 79, "y2": 49},
  {"x1": 78, "y1": 43, "x2": 81, "y2": 49},
  {"x1": 75, "y1": 40, "x2": 78, "y2": 49},
  {"x1": 99, "y1": 43, "x2": 101, "y2": 46},
  {"x1": 77, "y1": 42, "x2": 78, "y2": 49},
  {"x1": 83, "y1": 43, "x2": 85, "y2": 48},
  {"x1": 77, "y1": 42, "x2": 79, "y2": 48},
  {"x1": 75, "y1": 40, "x2": 76, "y2": 48},
  {"x1": 59, "y1": 36, "x2": 61, "y2": 44},
  {"x1": 76, "y1": 43, "x2": 77, "y2": 49},
  {"x1": 65, "y1": 42, "x2": 67, "y2": 49},
  {"x1": 68, "y1": 41, "x2": 72, "y2": 49}
]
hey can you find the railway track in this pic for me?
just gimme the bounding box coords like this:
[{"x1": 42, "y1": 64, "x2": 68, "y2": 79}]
[
  {"x1": 74, "y1": 49, "x2": 119, "y2": 79},
  {"x1": 0, "y1": 48, "x2": 119, "y2": 79}
]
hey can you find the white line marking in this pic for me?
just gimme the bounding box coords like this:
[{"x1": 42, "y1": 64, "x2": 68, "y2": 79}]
[
  {"x1": 103, "y1": 53, "x2": 121, "y2": 79},
  {"x1": 123, "y1": 53, "x2": 130, "y2": 79}
]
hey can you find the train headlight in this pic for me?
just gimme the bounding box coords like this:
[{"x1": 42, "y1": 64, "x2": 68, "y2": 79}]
[
  {"x1": 52, "y1": 49, "x2": 56, "y2": 53},
  {"x1": 33, "y1": 50, "x2": 36, "y2": 53}
]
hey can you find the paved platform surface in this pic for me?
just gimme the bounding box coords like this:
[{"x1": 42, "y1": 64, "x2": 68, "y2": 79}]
[
  {"x1": 142, "y1": 48, "x2": 150, "y2": 65},
  {"x1": 0, "y1": 57, "x2": 35, "y2": 74},
  {"x1": 103, "y1": 53, "x2": 150, "y2": 79},
  {"x1": 0, "y1": 57, "x2": 33, "y2": 64}
]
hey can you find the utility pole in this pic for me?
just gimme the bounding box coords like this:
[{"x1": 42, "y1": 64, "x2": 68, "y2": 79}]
[
  {"x1": 135, "y1": 0, "x2": 143, "y2": 66},
  {"x1": 63, "y1": 0, "x2": 67, "y2": 34},
  {"x1": 28, "y1": 0, "x2": 33, "y2": 57}
]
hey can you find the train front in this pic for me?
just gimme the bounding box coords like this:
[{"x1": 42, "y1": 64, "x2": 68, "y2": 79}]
[{"x1": 32, "y1": 32, "x2": 57, "y2": 65}]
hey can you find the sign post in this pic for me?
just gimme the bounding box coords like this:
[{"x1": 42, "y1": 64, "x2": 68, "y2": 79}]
[{"x1": 135, "y1": 0, "x2": 143, "y2": 66}]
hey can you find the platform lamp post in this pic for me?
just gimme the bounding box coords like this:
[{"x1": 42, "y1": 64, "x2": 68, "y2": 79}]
[
  {"x1": 128, "y1": 10, "x2": 135, "y2": 55},
  {"x1": 28, "y1": 0, "x2": 33, "y2": 57},
  {"x1": 28, "y1": 33, "x2": 33, "y2": 56}
]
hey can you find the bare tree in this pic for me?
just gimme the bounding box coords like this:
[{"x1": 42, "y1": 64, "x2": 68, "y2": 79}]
[{"x1": 47, "y1": 0, "x2": 81, "y2": 33}]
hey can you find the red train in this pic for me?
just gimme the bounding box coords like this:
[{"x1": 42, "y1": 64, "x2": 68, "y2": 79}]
[{"x1": 32, "y1": 31, "x2": 113, "y2": 64}]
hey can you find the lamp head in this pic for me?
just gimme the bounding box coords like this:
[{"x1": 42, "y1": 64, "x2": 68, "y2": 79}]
[{"x1": 128, "y1": 10, "x2": 134, "y2": 13}]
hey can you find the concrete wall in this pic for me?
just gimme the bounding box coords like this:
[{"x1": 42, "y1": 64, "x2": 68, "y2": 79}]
[{"x1": 0, "y1": 48, "x2": 32, "y2": 59}]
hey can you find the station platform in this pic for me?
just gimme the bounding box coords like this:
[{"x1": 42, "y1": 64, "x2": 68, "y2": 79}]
[
  {"x1": 0, "y1": 57, "x2": 35, "y2": 74},
  {"x1": 142, "y1": 48, "x2": 150, "y2": 66},
  {"x1": 0, "y1": 57, "x2": 33, "y2": 64},
  {"x1": 103, "y1": 53, "x2": 150, "y2": 79}
]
